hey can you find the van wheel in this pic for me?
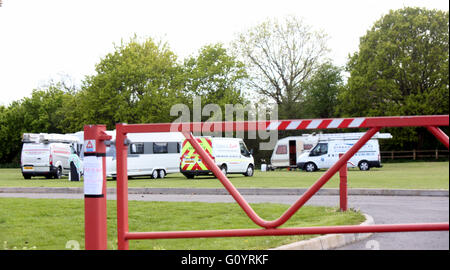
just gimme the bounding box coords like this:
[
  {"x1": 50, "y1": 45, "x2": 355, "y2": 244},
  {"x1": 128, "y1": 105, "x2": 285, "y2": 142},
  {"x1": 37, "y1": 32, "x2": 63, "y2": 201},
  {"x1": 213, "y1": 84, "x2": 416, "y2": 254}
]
[
  {"x1": 244, "y1": 165, "x2": 254, "y2": 177},
  {"x1": 183, "y1": 173, "x2": 195, "y2": 179},
  {"x1": 54, "y1": 166, "x2": 62, "y2": 179},
  {"x1": 152, "y1": 170, "x2": 159, "y2": 179},
  {"x1": 304, "y1": 162, "x2": 317, "y2": 172},
  {"x1": 358, "y1": 161, "x2": 370, "y2": 171},
  {"x1": 159, "y1": 170, "x2": 166, "y2": 179},
  {"x1": 220, "y1": 165, "x2": 227, "y2": 176}
]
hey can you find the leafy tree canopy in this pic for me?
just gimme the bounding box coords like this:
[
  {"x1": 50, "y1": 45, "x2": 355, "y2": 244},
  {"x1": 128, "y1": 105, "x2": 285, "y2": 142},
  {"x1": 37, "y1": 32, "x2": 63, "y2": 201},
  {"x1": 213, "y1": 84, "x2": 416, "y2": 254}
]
[{"x1": 339, "y1": 7, "x2": 449, "y2": 117}]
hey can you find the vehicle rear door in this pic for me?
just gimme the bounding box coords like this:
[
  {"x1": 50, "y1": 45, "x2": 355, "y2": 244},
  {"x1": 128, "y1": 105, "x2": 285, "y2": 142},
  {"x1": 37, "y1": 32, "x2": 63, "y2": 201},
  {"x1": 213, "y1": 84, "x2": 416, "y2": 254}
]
[{"x1": 21, "y1": 143, "x2": 50, "y2": 171}]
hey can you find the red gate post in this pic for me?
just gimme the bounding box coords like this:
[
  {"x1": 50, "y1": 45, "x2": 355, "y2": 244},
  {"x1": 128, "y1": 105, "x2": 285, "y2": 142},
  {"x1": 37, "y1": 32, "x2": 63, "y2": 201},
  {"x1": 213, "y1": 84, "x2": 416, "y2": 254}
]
[
  {"x1": 339, "y1": 153, "x2": 348, "y2": 211},
  {"x1": 84, "y1": 125, "x2": 111, "y2": 250},
  {"x1": 116, "y1": 124, "x2": 130, "y2": 250}
]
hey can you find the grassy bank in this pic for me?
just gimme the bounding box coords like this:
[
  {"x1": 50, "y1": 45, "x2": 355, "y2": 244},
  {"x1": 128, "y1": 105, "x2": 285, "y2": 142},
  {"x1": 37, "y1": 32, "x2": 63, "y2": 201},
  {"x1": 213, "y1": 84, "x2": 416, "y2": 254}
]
[
  {"x1": 0, "y1": 162, "x2": 448, "y2": 189},
  {"x1": 0, "y1": 197, "x2": 365, "y2": 250}
]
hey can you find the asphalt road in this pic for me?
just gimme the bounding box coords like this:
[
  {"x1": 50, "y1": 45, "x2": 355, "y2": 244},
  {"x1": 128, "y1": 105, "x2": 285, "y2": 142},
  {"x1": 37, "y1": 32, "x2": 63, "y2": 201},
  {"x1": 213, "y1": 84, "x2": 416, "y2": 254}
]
[{"x1": 0, "y1": 192, "x2": 448, "y2": 250}]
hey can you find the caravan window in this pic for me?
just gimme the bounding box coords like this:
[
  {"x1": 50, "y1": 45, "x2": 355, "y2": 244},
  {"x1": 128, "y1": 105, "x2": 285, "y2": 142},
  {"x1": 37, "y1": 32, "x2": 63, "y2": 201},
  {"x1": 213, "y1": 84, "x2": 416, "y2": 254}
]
[
  {"x1": 153, "y1": 142, "x2": 168, "y2": 154},
  {"x1": 275, "y1": 145, "x2": 287, "y2": 155},
  {"x1": 167, "y1": 142, "x2": 180, "y2": 154},
  {"x1": 130, "y1": 143, "x2": 144, "y2": 154},
  {"x1": 304, "y1": 144, "x2": 313, "y2": 150}
]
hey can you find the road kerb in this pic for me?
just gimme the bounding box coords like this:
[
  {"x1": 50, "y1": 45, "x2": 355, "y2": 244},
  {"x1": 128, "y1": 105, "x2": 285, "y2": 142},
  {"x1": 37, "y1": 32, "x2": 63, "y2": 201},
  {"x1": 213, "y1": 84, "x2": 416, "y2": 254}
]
[
  {"x1": 0, "y1": 187, "x2": 448, "y2": 197},
  {"x1": 270, "y1": 214, "x2": 374, "y2": 250}
]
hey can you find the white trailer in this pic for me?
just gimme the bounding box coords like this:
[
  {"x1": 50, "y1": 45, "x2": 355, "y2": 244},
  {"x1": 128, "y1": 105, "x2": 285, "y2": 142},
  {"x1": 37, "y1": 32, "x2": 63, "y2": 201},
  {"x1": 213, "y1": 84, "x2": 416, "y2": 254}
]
[
  {"x1": 105, "y1": 131, "x2": 185, "y2": 179},
  {"x1": 269, "y1": 132, "x2": 392, "y2": 170}
]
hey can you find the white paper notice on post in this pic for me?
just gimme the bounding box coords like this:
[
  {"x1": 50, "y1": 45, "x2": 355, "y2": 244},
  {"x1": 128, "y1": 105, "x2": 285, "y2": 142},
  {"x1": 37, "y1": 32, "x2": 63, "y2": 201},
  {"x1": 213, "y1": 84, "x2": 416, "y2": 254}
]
[{"x1": 83, "y1": 156, "x2": 103, "y2": 195}]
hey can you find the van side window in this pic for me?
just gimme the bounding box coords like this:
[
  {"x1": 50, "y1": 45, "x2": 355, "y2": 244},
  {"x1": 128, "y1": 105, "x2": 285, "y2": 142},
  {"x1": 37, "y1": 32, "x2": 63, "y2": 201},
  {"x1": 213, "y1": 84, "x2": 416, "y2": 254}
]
[
  {"x1": 310, "y1": 143, "x2": 328, "y2": 156},
  {"x1": 276, "y1": 145, "x2": 287, "y2": 155},
  {"x1": 130, "y1": 143, "x2": 144, "y2": 154},
  {"x1": 240, "y1": 142, "x2": 250, "y2": 157},
  {"x1": 153, "y1": 142, "x2": 168, "y2": 154}
]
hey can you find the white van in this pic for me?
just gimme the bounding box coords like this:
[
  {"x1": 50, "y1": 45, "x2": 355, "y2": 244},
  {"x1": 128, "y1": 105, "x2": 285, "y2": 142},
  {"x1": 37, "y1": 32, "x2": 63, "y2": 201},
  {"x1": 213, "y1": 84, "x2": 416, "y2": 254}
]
[
  {"x1": 180, "y1": 137, "x2": 255, "y2": 178},
  {"x1": 297, "y1": 139, "x2": 383, "y2": 172},
  {"x1": 105, "y1": 131, "x2": 185, "y2": 179},
  {"x1": 270, "y1": 132, "x2": 392, "y2": 170},
  {"x1": 21, "y1": 133, "x2": 82, "y2": 179}
]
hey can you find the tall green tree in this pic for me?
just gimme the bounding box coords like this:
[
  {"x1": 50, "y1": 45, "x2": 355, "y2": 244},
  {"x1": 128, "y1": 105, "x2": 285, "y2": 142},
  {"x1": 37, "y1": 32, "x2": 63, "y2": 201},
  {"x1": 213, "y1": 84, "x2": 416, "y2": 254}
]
[
  {"x1": 183, "y1": 43, "x2": 248, "y2": 110},
  {"x1": 302, "y1": 63, "x2": 344, "y2": 118},
  {"x1": 0, "y1": 102, "x2": 25, "y2": 163},
  {"x1": 0, "y1": 84, "x2": 73, "y2": 163},
  {"x1": 233, "y1": 15, "x2": 329, "y2": 119},
  {"x1": 338, "y1": 7, "x2": 449, "y2": 148},
  {"x1": 76, "y1": 37, "x2": 185, "y2": 130},
  {"x1": 21, "y1": 86, "x2": 68, "y2": 133},
  {"x1": 339, "y1": 7, "x2": 448, "y2": 117}
]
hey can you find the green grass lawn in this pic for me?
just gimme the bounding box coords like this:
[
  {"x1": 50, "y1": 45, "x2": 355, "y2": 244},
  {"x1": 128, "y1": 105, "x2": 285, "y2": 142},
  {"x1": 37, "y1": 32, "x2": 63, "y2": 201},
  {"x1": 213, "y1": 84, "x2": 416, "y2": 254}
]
[
  {"x1": 0, "y1": 197, "x2": 365, "y2": 250},
  {"x1": 1, "y1": 161, "x2": 448, "y2": 189}
]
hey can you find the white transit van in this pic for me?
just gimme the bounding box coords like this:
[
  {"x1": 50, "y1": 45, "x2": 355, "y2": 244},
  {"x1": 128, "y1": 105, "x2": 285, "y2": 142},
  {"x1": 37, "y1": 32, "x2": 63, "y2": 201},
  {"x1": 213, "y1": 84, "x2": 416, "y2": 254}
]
[
  {"x1": 21, "y1": 133, "x2": 82, "y2": 179},
  {"x1": 105, "y1": 131, "x2": 185, "y2": 179},
  {"x1": 270, "y1": 132, "x2": 392, "y2": 170},
  {"x1": 297, "y1": 137, "x2": 386, "y2": 172},
  {"x1": 180, "y1": 137, "x2": 255, "y2": 179}
]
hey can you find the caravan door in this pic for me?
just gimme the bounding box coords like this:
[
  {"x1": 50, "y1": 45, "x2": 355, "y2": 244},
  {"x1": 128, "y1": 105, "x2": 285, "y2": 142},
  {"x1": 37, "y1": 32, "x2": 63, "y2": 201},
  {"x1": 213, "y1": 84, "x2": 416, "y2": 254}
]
[{"x1": 288, "y1": 140, "x2": 297, "y2": 167}]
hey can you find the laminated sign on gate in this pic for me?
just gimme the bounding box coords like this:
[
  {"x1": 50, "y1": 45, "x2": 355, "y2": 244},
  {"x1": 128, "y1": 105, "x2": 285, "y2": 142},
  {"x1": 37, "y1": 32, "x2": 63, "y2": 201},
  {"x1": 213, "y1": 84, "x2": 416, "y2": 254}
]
[
  {"x1": 83, "y1": 139, "x2": 103, "y2": 196},
  {"x1": 83, "y1": 156, "x2": 103, "y2": 196}
]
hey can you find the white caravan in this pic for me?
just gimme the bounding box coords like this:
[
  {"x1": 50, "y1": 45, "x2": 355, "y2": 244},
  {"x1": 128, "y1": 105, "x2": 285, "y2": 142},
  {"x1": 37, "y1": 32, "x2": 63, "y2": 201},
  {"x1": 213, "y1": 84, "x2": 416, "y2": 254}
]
[
  {"x1": 105, "y1": 131, "x2": 185, "y2": 179},
  {"x1": 180, "y1": 137, "x2": 255, "y2": 178},
  {"x1": 297, "y1": 136, "x2": 390, "y2": 172},
  {"x1": 270, "y1": 132, "x2": 392, "y2": 170},
  {"x1": 21, "y1": 133, "x2": 82, "y2": 179}
]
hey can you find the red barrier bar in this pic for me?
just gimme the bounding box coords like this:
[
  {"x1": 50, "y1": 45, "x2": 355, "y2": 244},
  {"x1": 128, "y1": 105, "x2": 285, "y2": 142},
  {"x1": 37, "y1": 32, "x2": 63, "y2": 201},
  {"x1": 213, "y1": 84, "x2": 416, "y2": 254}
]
[
  {"x1": 112, "y1": 115, "x2": 449, "y2": 250},
  {"x1": 84, "y1": 125, "x2": 110, "y2": 250},
  {"x1": 118, "y1": 115, "x2": 448, "y2": 133},
  {"x1": 426, "y1": 126, "x2": 449, "y2": 149},
  {"x1": 363, "y1": 115, "x2": 448, "y2": 128},
  {"x1": 125, "y1": 222, "x2": 449, "y2": 240},
  {"x1": 339, "y1": 153, "x2": 348, "y2": 212},
  {"x1": 182, "y1": 127, "x2": 381, "y2": 229},
  {"x1": 116, "y1": 124, "x2": 130, "y2": 250}
]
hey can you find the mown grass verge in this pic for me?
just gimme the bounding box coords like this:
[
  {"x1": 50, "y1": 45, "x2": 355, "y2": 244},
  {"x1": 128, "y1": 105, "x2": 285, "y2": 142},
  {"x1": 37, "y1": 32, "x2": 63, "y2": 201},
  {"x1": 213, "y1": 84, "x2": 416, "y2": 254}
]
[
  {"x1": 0, "y1": 162, "x2": 448, "y2": 190},
  {"x1": 0, "y1": 197, "x2": 365, "y2": 250}
]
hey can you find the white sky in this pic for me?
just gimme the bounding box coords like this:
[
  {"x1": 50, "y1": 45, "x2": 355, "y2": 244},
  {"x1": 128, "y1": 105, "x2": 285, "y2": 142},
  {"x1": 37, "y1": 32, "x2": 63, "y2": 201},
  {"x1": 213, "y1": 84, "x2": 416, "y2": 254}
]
[{"x1": 0, "y1": 0, "x2": 448, "y2": 106}]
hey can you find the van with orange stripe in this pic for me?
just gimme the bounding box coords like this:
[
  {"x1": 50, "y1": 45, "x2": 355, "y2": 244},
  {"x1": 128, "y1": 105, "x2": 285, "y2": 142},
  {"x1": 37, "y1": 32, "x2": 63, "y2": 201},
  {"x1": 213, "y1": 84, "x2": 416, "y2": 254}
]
[
  {"x1": 21, "y1": 133, "x2": 82, "y2": 179},
  {"x1": 180, "y1": 137, "x2": 254, "y2": 179}
]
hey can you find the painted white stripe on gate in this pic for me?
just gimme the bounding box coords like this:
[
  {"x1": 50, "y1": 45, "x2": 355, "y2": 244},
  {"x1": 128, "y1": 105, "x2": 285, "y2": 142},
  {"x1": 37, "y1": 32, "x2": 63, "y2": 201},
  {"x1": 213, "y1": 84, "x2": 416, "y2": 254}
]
[
  {"x1": 307, "y1": 120, "x2": 322, "y2": 129},
  {"x1": 286, "y1": 120, "x2": 302, "y2": 130},
  {"x1": 348, "y1": 118, "x2": 365, "y2": 128},
  {"x1": 267, "y1": 121, "x2": 281, "y2": 130},
  {"x1": 328, "y1": 119, "x2": 343, "y2": 128}
]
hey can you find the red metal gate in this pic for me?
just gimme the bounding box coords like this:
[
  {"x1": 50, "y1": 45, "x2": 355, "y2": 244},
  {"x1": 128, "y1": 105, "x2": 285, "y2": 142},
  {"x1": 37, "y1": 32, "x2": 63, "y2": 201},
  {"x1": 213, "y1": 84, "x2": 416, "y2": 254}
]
[{"x1": 85, "y1": 115, "x2": 449, "y2": 250}]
